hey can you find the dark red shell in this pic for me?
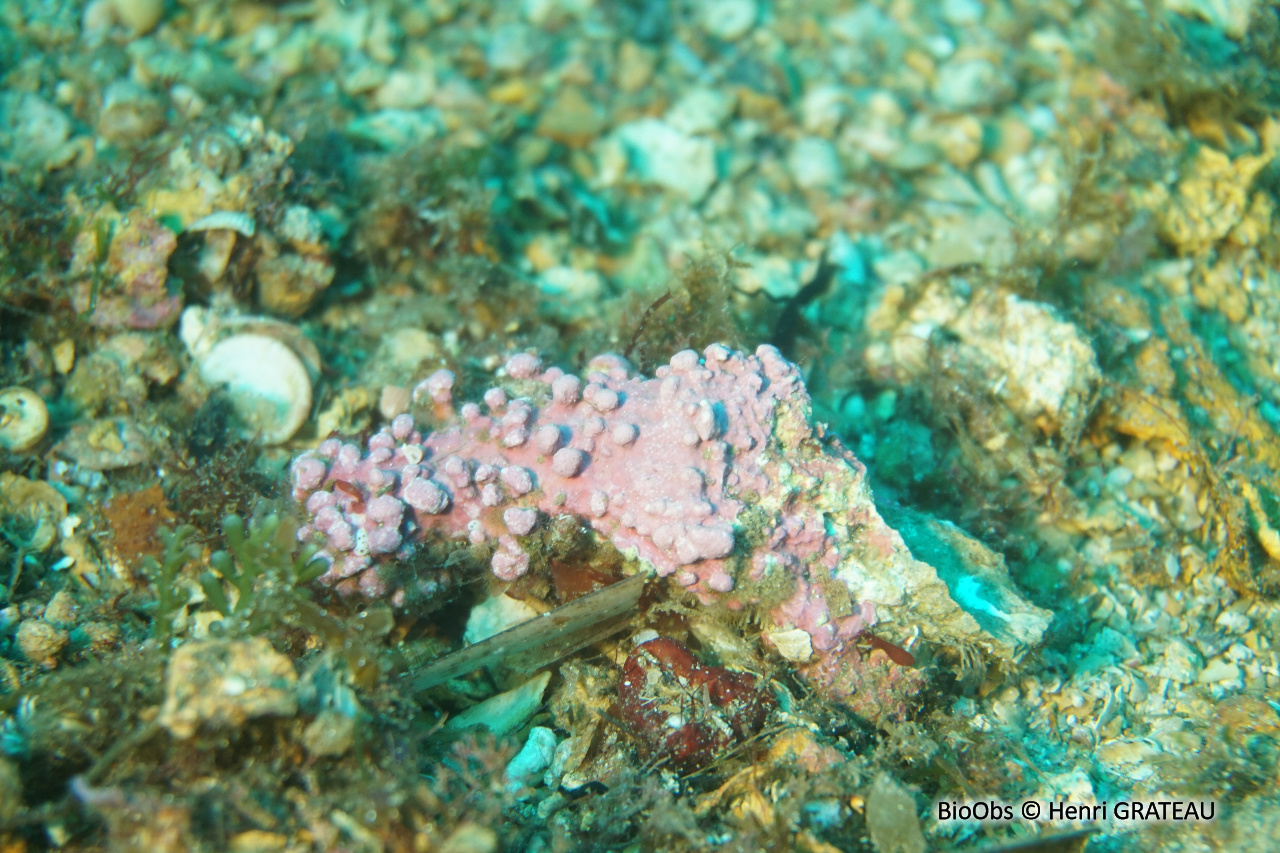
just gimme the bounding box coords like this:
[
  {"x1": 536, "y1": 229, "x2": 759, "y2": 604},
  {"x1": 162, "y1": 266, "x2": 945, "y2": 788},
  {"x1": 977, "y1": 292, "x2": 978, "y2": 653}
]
[{"x1": 617, "y1": 637, "x2": 774, "y2": 774}]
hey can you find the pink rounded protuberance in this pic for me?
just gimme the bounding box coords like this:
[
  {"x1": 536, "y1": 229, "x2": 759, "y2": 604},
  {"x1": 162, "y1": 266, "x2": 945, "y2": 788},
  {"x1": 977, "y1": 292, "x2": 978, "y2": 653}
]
[
  {"x1": 611, "y1": 423, "x2": 638, "y2": 446},
  {"x1": 501, "y1": 466, "x2": 534, "y2": 495},
  {"x1": 503, "y1": 404, "x2": 531, "y2": 428},
  {"x1": 292, "y1": 456, "x2": 326, "y2": 492},
  {"x1": 366, "y1": 494, "x2": 404, "y2": 525},
  {"x1": 491, "y1": 536, "x2": 530, "y2": 580},
  {"x1": 442, "y1": 456, "x2": 470, "y2": 487},
  {"x1": 552, "y1": 447, "x2": 587, "y2": 477},
  {"x1": 366, "y1": 525, "x2": 402, "y2": 554},
  {"x1": 552, "y1": 374, "x2": 582, "y2": 404},
  {"x1": 534, "y1": 424, "x2": 563, "y2": 454},
  {"x1": 403, "y1": 477, "x2": 449, "y2": 514},
  {"x1": 585, "y1": 384, "x2": 620, "y2": 413},
  {"x1": 358, "y1": 569, "x2": 388, "y2": 598},
  {"x1": 670, "y1": 350, "x2": 700, "y2": 371},
  {"x1": 505, "y1": 352, "x2": 542, "y2": 379},
  {"x1": 484, "y1": 387, "x2": 507, "y2": 410},
  {"x1": 327, "y1": 521, "x2": 356, "y2": 552},
  {"x1": 391, "y1": 413, "x2": 415, "y2": 439},
  {"x1": 314, "y1": 505, "x2": 343, "y2": 533},
  {"x1": 706, "y1": 570, "x2": 734, "y2": 593},
  {"x1": 337, "y1": 553, "x2": 370, "y2": 579},
  {"x1": 306, "y1": 490, "x2": 336, "y2": 513},
  {"x1": 504, "y1": 507, "x2": 539, "y2": 536},
  {"x1": 589, "y1": 353, "x2": 630, "y2": 375},
  {"x1": 417, "y1": 369, "x2": 455, "y2": 404}
]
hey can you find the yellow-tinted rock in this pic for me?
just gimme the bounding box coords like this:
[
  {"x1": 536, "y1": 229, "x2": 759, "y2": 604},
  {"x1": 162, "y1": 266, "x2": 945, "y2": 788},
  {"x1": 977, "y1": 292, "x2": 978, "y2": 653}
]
[
  {"x1": 536, "y1": 87, "x2": 606, "y2": 147},
  {"x1": 1142, "y1": 146, "x2": 1274, "y2": 256},
  {"x1": 159, "y1": 637, "x2": 298, "y2": 739}
]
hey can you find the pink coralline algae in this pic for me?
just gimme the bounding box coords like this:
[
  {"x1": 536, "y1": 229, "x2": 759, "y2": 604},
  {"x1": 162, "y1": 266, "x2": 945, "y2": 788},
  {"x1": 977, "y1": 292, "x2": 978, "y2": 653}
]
[{"x1": 291, "y1": 343, "x2": 1051, "y2": 683}]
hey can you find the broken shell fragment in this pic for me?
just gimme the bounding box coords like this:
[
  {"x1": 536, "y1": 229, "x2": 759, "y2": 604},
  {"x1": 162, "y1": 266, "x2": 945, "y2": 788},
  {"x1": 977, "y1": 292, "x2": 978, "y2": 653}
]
[
  {"x1": 180, "y1": 306, "x2": 322, "y2": 380},
  {"x1": 197, "y1": 228, "x2": 237, "y2": 284},
  {"x1": 0, "y1": 387, "x2": 49, "y2": 452},
  {"x1": 197, "y1": 334, "x2": 312, "y2": 445},
  {"x1": 187, "y1": 210, "x2": 256, "y2": 237},
  {"x1": 187, "y1": 212, "x2": 254, "y2": 285}
]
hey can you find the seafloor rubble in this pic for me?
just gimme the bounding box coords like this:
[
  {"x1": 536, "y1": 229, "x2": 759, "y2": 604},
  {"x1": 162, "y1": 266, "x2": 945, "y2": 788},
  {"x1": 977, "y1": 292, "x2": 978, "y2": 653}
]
[{"x1": 2, "y1": 0, "x2": 1280, "y2": 851}]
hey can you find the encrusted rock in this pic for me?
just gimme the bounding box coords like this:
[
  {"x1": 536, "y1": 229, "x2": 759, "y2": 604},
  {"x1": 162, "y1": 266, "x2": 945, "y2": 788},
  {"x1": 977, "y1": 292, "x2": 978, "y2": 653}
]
[
  {"x1": 69, "y1": 213, "x2": 182, "y2": 329},
  {"x1": 43, "y1": 590, "x2": 78, "y2": 628},
  {"x1": 17, "y1": 620, "x2": 68, "y2": 668},
  {"x1": 302, "y1": 709, "x2": 357, "y2": 758},
  {"x1": 292, "y1": 345, "x2": 1052, "y2": 705},
  {"x1": 52, "y1": 417, "x2": 152, "y2": 470},
  {"x1": 158, "y1": 637, "x2": 299, "y2": 739},
  {"x1": 0, "y1": 472, "x2": 67, "y2": 552},
  {"x1": 865, "y1": 280, "x2": 1099, "y2": 442}
]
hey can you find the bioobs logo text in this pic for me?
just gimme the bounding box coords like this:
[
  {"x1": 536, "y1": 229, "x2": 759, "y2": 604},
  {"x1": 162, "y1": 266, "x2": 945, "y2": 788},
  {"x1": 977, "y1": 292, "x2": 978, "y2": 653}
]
[
  {"x1": 935, "y1": 801, "x2": 1014, "y2": 823},
  {"x1": 935, "y1": 798, "x2": 1217, "y2": 825}
]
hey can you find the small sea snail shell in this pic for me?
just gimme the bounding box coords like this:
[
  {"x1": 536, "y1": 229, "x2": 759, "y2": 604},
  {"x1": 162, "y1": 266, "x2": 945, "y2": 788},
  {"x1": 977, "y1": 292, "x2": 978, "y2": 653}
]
[{"x1": 0, "y1": 387, "x2": 49, "y2": 452}]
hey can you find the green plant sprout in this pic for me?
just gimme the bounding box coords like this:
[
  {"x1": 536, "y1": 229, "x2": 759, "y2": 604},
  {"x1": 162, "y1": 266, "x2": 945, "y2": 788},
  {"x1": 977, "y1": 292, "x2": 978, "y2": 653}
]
[
  {"x1": 201, "y1": 513, "x2": 384, "y2": 685},
  {"x1": 82, "y1": 217, "x2": 115, "y2": 320},
  {"x1": 201, "y1": 513, "x2": 328, "y2": 631},
  {"x1": 139, "y1": 524, "x2": 200, "y2": 643}
]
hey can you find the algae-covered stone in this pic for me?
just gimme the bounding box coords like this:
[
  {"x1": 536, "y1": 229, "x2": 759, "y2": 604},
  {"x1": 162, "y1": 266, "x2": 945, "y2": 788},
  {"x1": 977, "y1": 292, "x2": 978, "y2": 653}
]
[
  {"x1": 439, "y1": 824, "x2": 498, "y2": 853},
  {"x1": 0, "y1": 93, "x2": 73, "y2": 172},
  {"x1": 1165, "y1": 0, "x2": 1258, "y2": 39},
  {"x1": 52, "y1": 417, "x2": 153, "y2": 470},
  {"x1": 698, "y1": 0, "x2": 758, "y2": 40},
  {"x1": 159, "y1": 637, "x2": 298, "y2": 739},
  {"x1": 255, "y1": 252, "x2": 335, "y2": 318}
]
